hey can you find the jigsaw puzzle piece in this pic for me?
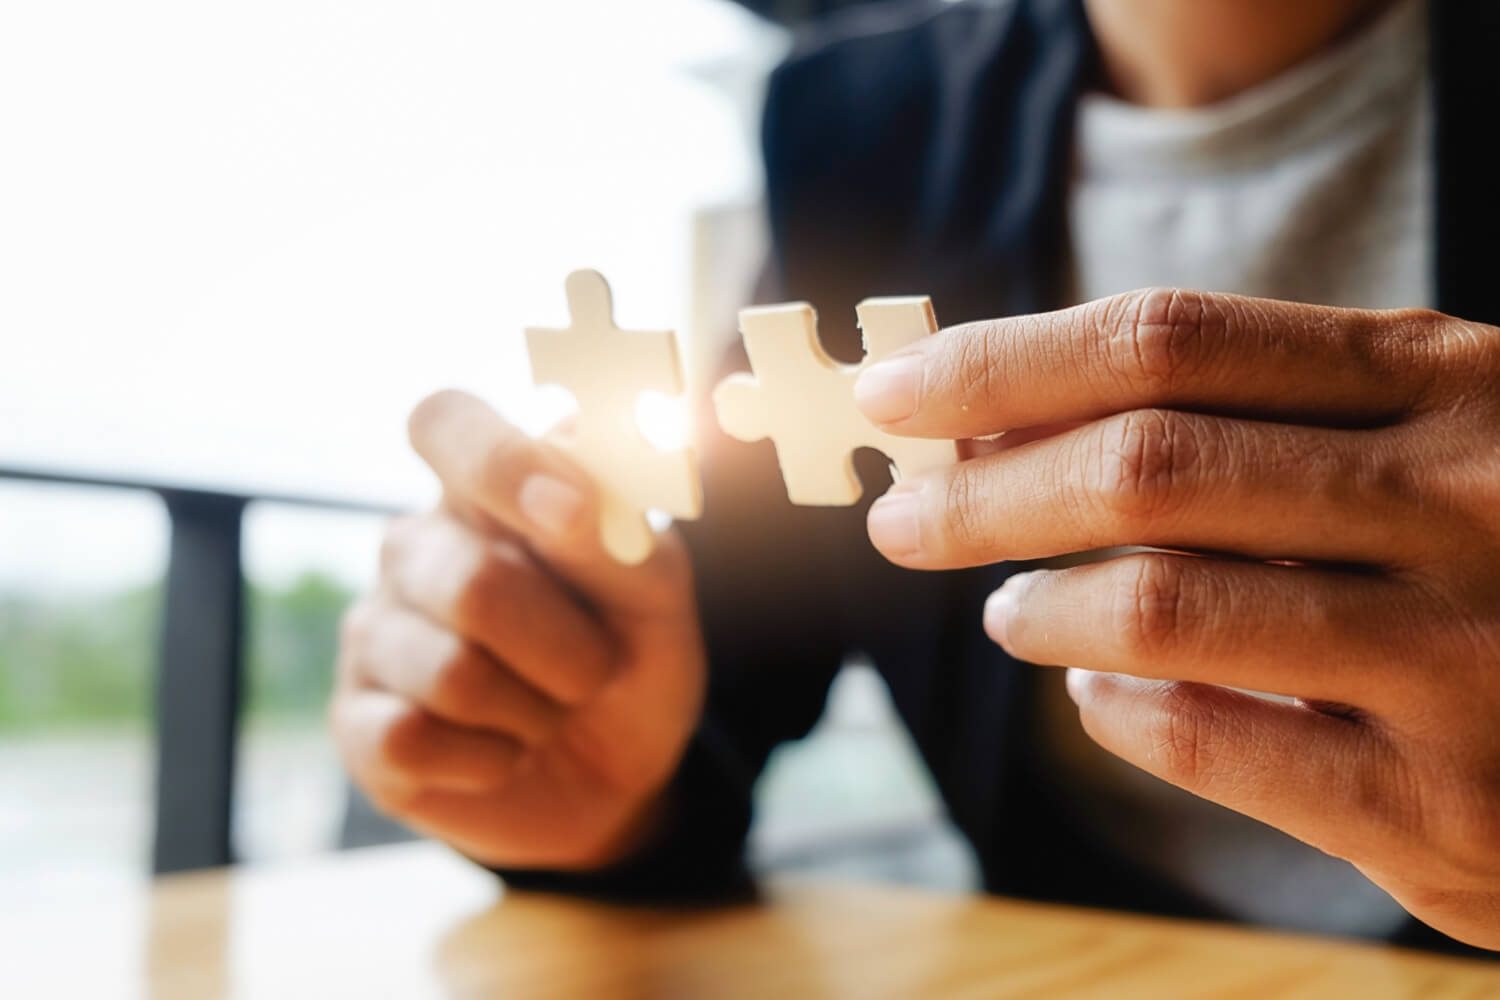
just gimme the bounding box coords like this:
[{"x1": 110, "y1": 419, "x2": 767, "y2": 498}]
[
  {"x1": 713, "y1": 304, "x2": 867, "y2": 504},
  {"x1": 854, "y1": 297, "x2": 959, "y2": 484},
  {"x1": 712, "y1": 297, "x2": 957, "y2": 507},
  {"x1": 525, "y1": 270, "x2": 702, "y2": 565}
]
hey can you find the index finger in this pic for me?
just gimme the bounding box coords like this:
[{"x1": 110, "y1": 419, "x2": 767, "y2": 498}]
[
  {"x1": 853, "y1": 287, "x2": 1435, "y2": 439},
  {"x1": 407, "y1": 389, "x2": 692, "y2": 616}
]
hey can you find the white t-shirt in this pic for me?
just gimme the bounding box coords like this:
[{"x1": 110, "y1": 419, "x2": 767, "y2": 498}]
[{"x1": 1049, "y1": 0, "x2": 1430, "y2": 936}]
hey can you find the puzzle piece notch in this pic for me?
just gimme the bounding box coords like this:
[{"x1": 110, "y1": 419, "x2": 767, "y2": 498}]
[
  {"x1": 525, "y1": 269, "x2": 702, "y2": 564},
  {"x1": 712, "y1": 296, "x2": 957, "y2": 506}
]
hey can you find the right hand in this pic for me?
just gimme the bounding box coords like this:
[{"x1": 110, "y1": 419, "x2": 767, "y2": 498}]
[{"x1": 330, "y1": 390, "x2": 708, "y2": 870}]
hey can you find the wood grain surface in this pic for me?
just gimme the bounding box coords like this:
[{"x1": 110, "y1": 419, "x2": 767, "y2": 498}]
[{"x1": 7, "y1": 842, "x2": 1497, "y2": 998}]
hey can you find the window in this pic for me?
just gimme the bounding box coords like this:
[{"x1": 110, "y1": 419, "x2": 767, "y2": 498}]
[
  {"x1": 0, "y1": 482, "x2": 167, "y2": 897},
  {"x1": 234, "y1": 503, "x2": 387, "y2": 863}
]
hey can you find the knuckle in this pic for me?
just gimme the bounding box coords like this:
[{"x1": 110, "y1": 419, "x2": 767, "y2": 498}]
[
  {"x1": 428, "y1": 642, "x2": 489, "y2": 714},
  {"x1": 1101, "y1": 287, "x2": 1213, "y2": 393},
  {"x1": 376, "y1": 706, "x2": 432, "y2": 776},
  {"x1": 1144, "y1": 683, "x2": 1222, "y2": 788},
  {"x1": 1411, "y1": 307, "x2": 1477, "y2": 362},
  {"x1": 537, "y1": 655, "x2": 603, "y2": 709},
  {"x1": 1435, "y1": 317, "x2": 1500, "y2": 408},
  {"x1": 1095, "y1": 409, "x2": 1197, "y2": 524},
  {"x1": 1400, "y1": 307, "x2": 1451, "y2": 340},
  {"x1": 948, "y1": 320, "x2": 1007, "y2": 410},
  {"x1": 453, "y1": 543, "x2": 522, "y2": 624},
  {"x1": 477, "y1": 430, "x2": 539, "y2": 500},
  {"x1": 1115, "y1": 556, "x2": 1188, "y2": 661},
  {"x1": 941, "y1": 465, "x2": 998, "y2": 556},
  {"x1": 1338, "y1": 309, "x2": 1459, "y2": 413},
  {"x1": 1464, "y1": 318, "x2": 1500, "y2": 379},
  {"x1": 1351, "y1": 447, "x2": 1426, "y2": 520}
]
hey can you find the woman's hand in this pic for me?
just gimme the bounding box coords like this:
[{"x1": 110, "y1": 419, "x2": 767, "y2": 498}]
[
  {"x1": 856, "y1": 288, "x2": 1500, "y2": 949},
  {"x1": 330, "y1": 390, "x2": 707, "y2": 870}
]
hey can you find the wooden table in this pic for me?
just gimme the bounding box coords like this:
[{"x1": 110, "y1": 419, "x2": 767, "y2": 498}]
[{"x1": 8, "y1": 843, "x2": 1497, "y2": 998}]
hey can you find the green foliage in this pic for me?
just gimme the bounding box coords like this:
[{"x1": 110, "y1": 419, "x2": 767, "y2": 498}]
[
  {"x1": 0, "y1": 585, "x2": 159, "y2": 729},
  {"x1": 0, "y1": 573, "x2": 354, "y2": 730},
  {"x1": 244, "y1": 572, "x2": 351, "y2": 717}
]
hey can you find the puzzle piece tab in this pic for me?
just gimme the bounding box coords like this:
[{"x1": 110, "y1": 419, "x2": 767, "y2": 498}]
[
  {"x1": 712, "y1": 297, "x2": 957, "y2": 505},
  {"x1": 525, "y1": 270, "x2": 702, "y2": 564}
]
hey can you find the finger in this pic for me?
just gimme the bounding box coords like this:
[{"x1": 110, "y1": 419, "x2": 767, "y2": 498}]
[
  {"x1": 854, "y1": 288, "x2": 1434, "y2": 438},
  {"x1": 868, "y1": 408, "x2": 1415, "y2": 569},
  {"x1": 381, "y1": 512, "x2": 617, "y2": 706},
  {"x1": 409, "y1": 389, "x2": 596, "y2": 542},
  {"x1": 332, "y1": 688, "x2": 522, "y2": 795},
  {"x1": 984, "y1": 553, "x2": 1444, "y2": 706},
  {"x1": 343, "y1": 598, "x2": 567, "y2": 744},
  {"x1": 439, "y1": 488, "x2": 522, "y2": 545},
  {"x1": 1065, "y1": 670, "x2": 1404, "y2": 866},
  {"x1": 408, "y1": 389, "x2": 692, "y2": 616}
]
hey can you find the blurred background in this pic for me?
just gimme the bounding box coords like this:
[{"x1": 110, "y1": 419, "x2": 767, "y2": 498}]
[{"x1": 0, "y1": 0, "x2": 976, "y2": 902}]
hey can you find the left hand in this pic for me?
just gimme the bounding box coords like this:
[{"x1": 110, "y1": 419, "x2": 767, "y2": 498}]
[{"x1": 854, "y1": 287, "x2": 1500, "y2": 950}]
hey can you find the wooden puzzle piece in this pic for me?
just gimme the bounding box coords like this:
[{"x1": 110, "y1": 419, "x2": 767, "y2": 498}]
[
  {"x1": 525, "y1": 270, "x2": 702, "y2": 564},
  {"x1": 712, "y1": 297, "x2": 957, "y2": 505}
]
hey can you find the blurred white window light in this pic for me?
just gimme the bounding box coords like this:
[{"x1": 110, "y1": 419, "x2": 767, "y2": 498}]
[{"x1": 1, "y1": 0, "x2": 784, "y2": 583}]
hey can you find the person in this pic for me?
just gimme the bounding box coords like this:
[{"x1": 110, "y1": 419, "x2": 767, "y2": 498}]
[{"x1": 329, "y1": 0, "x2": 1500, "y2": 953}]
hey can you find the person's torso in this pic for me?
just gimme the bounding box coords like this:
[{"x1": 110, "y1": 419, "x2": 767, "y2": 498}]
[{"x1": 756, "y1": 0, "x2": 1500, "y2": 950}]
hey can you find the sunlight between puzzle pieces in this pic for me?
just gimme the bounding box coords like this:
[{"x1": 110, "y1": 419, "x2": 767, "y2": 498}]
[{"x1": 523, "y1": 269, "x2": 957, "y2": 564}]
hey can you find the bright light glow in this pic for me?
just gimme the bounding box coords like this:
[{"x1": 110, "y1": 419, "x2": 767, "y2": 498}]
[
  {"x1": 0, "y1": 483, "x2": 167, "y2": 593},
  {"x1": 635, "y1": 392, "x2": 694, "y2": 453},
  {"x1": 0, "y1": 0, "x2": 784, "y2": 587},
  {"x1": 519, "y1": 385, "x2": 581, "y2": 440},
  {"x1": 0, "y1": 0, "x2": 773, "y2": 506}
]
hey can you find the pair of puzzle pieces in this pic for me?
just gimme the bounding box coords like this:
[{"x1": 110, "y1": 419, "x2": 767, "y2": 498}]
[{"x1": 524, "y1": 270, "x2": 956, "y2": 564}]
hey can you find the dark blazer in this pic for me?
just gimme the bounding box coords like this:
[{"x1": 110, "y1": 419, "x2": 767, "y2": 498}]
[{"x1": 503, "y1": 0, "x2": 1500, "y2": 955}]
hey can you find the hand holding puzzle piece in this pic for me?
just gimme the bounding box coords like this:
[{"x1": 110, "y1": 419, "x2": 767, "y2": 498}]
[{"x1": 524, "y1": 270, "x2": 703, "y2": 564}]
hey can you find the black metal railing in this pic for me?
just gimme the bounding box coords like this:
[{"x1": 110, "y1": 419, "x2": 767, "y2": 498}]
[
  {"x1": 0, "y1": 464, "x2": 397, "y2": 874},
  {"x1": 3, "y1": 463, "x2": 953, "y2": 880}
]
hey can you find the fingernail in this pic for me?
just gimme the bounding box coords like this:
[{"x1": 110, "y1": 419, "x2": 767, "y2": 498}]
[
  {"x1": 518, "y1": 475, "x2": 584, "y2": 539},
  {"x1": 854, "y1": 355, "x2": 923, "y2": 423},
  {"x1": 867, "y1": 489, "x2": 922, "y2": 557},
  {"x1": 983, "y1": 573, "x2": 1029, "y2": 648}
]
